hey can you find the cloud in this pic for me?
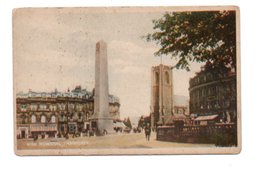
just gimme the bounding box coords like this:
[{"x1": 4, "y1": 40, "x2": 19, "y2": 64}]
[
  {"x1": 109, "y1": 40, "x2": 157, "y2": 56},
  {"x1": 112, "y1": 65, "x2": 145, "y2": 75},
  {"x1": 109, "y1": 57, "x2": 146, "y2": 74},
  {"x1": 108, "y1": 40, "x2": 159, "y2": 78}
]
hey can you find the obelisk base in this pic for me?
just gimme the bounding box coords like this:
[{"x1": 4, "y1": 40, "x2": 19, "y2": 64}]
[{"x1": 90, "y1": 118, "x2": 114, "y2": 135}]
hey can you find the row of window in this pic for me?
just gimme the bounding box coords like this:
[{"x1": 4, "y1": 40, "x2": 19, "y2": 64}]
[
  {"x1": 20, "y1": 103, "x2": 94, "y2": 112},
  {"x1": 28, "y1": 112, "x2": 95, "y2": 124},
  {"x1": 190, "y1": 72, "x2": 228, "y2": 86},
  {"x1": 191, "y1": 100, "x2": 231, "y2": 110},
  {"x1": 190, "y1": 84, "x2": 235, "y2": 101},
  {"x1": 31, "y1": 115, "x2": 56, "y2": 123},
  {"x1": 154, "y1": 71, "x2": 170, "y2": 85}
]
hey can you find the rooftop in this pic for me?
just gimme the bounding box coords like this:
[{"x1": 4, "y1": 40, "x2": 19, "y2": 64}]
[{"x1": 16, "y1": 86, "x2": 120, "y2": 104}]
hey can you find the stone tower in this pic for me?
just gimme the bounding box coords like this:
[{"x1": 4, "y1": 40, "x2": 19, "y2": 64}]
[
  {"x1": 151, "y1": 64, "x2": 174, "y2": 128},
  {"x1": 91, "y1": 40, "x2": 113, "y2": 134}
]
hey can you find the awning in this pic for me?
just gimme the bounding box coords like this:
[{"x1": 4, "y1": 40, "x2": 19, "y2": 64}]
[
  {"x1": 194, "y1": 114, "x2": 218, "y2": 121},
  {"x1": 113, "y1": 122, "x2": 126, "y2": 128}
]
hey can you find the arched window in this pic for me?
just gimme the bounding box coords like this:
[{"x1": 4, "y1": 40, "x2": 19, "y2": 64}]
[
  {"x1": 21, "y1": 114, "x2": 26, "y2": 124},
  {"x1": 31, "y1": 115, "x2": 36, "y2": 123},
  {"x1": 78, "y1": 112, "x2": 82, "y2": 119},
  {"x1": 155, "y1": 72, "x2": 159, "y2": 84},
  {"x1": 39, "y1": 104, "x2": 46, "y2": 110},
  {"x1": 51, "y1": 115, "x2": 56, "y2": 123},
  {"x1": 41, "y1": 115, "x2": 46, "y2": 123},
  {"x1": 165, "y1": 71, "x2": 170, "y2": 84}
]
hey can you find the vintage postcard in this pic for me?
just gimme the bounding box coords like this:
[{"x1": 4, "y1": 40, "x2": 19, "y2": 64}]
[{"x1": 13, "y1": 6, "x2": 241, "y2": 155}]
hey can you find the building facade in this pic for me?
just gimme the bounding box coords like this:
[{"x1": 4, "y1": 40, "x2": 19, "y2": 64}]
[
  {"x1": 189, "y1": 63, "x2": 237, "y2": 123},
  {"x1": 16, "y1": 86, "x2": 120, "y2": 139}
]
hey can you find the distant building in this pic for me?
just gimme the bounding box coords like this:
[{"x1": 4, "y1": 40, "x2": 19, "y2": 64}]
[
  {"x1": 173, "y1": 95, "x2": 189, "y2": 120},
  {"x1": 189, "y1": 63, "x2": 237, "y2": 124},
  {"x1": 16, "y1": 86, "x2": 120, "y2": 139},
  {"x1": 150, "y1": 64, "x2": 189, "y2": 128}
]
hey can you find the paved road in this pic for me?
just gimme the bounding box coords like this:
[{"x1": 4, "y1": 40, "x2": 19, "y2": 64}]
[{"x1": 17, "y1": 132, "x2": 213, "y2": 150}]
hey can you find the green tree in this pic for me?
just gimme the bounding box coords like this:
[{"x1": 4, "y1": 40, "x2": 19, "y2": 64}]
[{"x1": 146, "y1": 11, "x2": 236, "y2": 71}]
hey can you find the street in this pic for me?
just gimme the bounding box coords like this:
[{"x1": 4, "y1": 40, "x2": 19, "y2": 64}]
[{"x1": 17, "y1": 132, "x2": 214, "y2": 150}]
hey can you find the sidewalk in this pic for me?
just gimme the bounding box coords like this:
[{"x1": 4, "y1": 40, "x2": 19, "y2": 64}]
[{"x1": 17, "y1": 132, "x2": 214, "y2": 150}]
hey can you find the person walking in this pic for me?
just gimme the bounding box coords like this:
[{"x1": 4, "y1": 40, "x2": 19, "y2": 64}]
[{"x1": 144, "y1": 123, "x2": 151, "y2": 141}]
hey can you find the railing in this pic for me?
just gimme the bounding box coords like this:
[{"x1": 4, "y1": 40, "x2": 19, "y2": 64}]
[
  {"x1": 156, "y1": 123, "x2": 237, "y2": 146},
  {"x1": 30, "y1": 124, "x2": 57, "y2": 132}
]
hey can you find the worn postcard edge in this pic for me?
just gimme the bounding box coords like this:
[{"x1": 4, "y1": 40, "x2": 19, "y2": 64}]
[{"x1": 13, "y1": 6, "x2": 241, "y2": 156}]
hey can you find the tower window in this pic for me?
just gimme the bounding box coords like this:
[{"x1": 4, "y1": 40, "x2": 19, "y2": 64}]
[
  {"x1": 165, "y1": 71, "x2": 170, "y2": 84},
  {"x1": 155, "y1": 72, "x2": 159, "y2": 84}
]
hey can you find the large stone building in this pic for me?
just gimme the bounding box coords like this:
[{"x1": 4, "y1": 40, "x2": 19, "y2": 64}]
[
  {"x1": 150, "y1": 64, "x2": 189, "y2": 128},
  {"x1": 16, "y1": 86, "x2": 120, "y2": 139},
  {"x1": 189, "y1": 63, "x2": 237, "y2": 124}
]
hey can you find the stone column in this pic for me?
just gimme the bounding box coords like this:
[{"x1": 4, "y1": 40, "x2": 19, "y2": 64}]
[{"x1": 93, "y1": 40, "x2": 113, "y2": 134}]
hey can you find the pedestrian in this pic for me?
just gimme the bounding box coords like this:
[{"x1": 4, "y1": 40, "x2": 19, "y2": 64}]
[
  {"x1": 89, "y1": 129, "x2": 94, "y2": 137},
  {"x1": 33, "y1": 135, "x2": 38, "y2": 142},
  {"x1": 144, "y1": 123, "x2": 151, "y2": 141}
]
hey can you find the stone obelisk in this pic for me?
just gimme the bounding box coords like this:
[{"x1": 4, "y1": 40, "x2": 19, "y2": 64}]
[{"x1": 93, "y1": 40, "x2": 113, "y2": 134}]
